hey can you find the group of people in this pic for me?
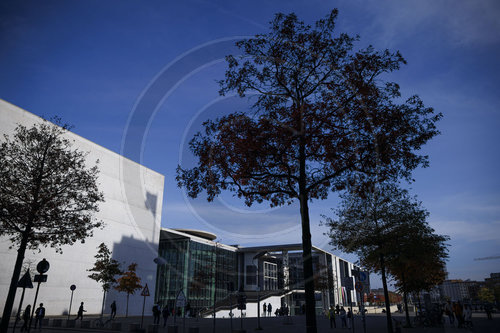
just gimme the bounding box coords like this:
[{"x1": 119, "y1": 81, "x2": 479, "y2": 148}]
[
  {"x1": 19, "y1": 303, "x2": 45, "y2": 331},
  {"x1": 444, "y1": 300, "x2": 473, "y2": 328},
  {"x1": 152, "y1": 302, "x2": 193, "y2": 327},
  {"x1": 327, "y1": 304, "x2": 353, "y2": 329},
  {"x1": 261, "y1": 302, "x2": 272, "y2": 316}
]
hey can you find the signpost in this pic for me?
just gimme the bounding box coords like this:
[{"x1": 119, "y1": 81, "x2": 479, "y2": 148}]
[
  {"x1": 355, "y1": 280, "x2": 367, "y2": 333},
  {"x1": 12, "y1": 270, "x2": 34, "y2": 333},
  {"x1": 140, "y1": 284, "x2": 150, "y2": 328},
  {"x1": 28, "y1": 259, "x2": 50, "y2": 333},
  {"x1": 343, "y1": 275, "x2": 355, "y2": 333},
  {"x1": 175, "y1": 290, "x2": 187, "y2": 333},
  {"x1": 237, "y1": 290, "x2": 247, "y2": 330},
  {"x1": 227, "y1": 282, "x2": 235, "y2": 332},
  {"x1": 68, "y1": 285, "x2": 76, "y2": 320}
]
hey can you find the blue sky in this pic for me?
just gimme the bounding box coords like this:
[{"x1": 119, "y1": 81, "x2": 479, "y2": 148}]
[{"x1": 1, "y1": 0, "x2": 500, "y2": 288}]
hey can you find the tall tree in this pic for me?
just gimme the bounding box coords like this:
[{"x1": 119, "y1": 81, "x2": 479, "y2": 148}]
[
  {"x1": 386, "y1": 221, "x2": 448, "y2": 327},
  {"x1": 324, "y1": 182, "x2": 431, "y2": 332},
  {"x1": 176, "y1": 10, "x2": 440, "y2": 333},
  {"x1": 115, "y1": 263, "x2": 142, "y2": 317},
  {"x1": 0, "y1": 119, "x2": 104, "y2": 332},
  {"x1": 88, "y1": 243, "x2": 122, "y2": 318}
]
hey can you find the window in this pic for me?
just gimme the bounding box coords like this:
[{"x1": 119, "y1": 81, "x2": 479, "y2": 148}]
[{"x1": 246, "y1": 265, "x2": 257, "y2": 285}]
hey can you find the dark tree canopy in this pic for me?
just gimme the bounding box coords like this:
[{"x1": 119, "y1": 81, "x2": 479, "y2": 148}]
[
  {"x1": 178, "y1": 10, "x2": 440, "y2": 205},
  {"x1": 387, "y1": 223, "x2": 448, "y2": 294},
  {"x1": 177, "y1": 10, "x2": 441, "y2": 333},
  {"x1": 0, "y1": 119, "x2": 104, "y2": 252},
  {"x1": 0, "y1": 119, "x2": 104, "y2": 332},
  {"x1": 323, "y1": 182, "x2": 441, "y2": 332},
  {"x1": 88, "y1": 242, "x2": 122, "y2": 292}
]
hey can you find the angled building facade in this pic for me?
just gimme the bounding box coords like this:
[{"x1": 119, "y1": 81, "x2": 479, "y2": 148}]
[{"x1": 0, "y1": 100, "x2": 165, "y2": 316}]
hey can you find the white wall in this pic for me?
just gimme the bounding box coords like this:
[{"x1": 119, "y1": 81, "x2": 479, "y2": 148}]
[{"x1": 0, "y1": 100, "x2": 164, "y2": 316}]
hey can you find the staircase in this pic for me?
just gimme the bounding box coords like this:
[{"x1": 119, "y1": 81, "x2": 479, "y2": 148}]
[{"x1": 200, "y1": 289, "x2": 286, "y2": 317}]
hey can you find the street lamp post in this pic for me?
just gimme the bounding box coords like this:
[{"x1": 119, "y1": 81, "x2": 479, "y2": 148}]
[{"x1": 253, "y1": 252, "x2": 266, "y2": 330}]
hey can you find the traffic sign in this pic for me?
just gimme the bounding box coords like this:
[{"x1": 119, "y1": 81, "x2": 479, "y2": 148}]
[
  {"x1": 355, "y1": 281, "x2": 363, "y2": 292},
  {"x1": 176, "y1": 290, "x2": 187, "y2": 307},
  {"x1": 17, "y1": 270, "x2": 33, "y2": 289},
  {"x1": 141, "y1": 284, "x2": 150, "y2": 296},
  {"x1": 359, "y1": 271, "x2": 367, "y2": 282},
  {"x1": 34, "y1": 274, "x2": 47, "y2": 283}
]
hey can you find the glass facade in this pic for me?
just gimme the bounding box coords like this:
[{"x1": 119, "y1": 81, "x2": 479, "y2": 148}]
[
  {"x1": 155, "y1": 235, "x2": 237, "y2": 315},
  {"x1": 263, "y1": 261, "x2": 278, "y2": 290}
]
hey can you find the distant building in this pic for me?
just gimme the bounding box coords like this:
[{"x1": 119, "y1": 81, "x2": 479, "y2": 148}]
[
  {"x1": 485, "y1": 272, "x2": 500, "y2": 287},
  {"x1": 155, "y1": 228, "x2": 369, "y2": 317},
  {"x1": 439, "y1": 280, "x2": 470, "y2": 301}
]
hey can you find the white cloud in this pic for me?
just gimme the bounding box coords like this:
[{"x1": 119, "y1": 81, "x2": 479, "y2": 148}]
[
  {"x1": 360, "y1": 0, "x2": 500, "y2": 48},
  {"x1": 430, "y1": 218, "x2": 500, "y2": 242}
]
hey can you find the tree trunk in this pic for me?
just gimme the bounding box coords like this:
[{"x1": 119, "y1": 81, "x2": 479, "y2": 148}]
[
  {"x1": 379, "y1": 254, "x2": 393, "y2": 333},
  {"x1": 126, "y1": 293, "x2": 129, "y2": 317},
  {"x1": 101, "y1": 290, "x2": 106, "y2": 319},
  {"x1": 402, "y1": 273, "x2": 411, "y2": 327},
  {"x1": 299, "y1": 135, "x2": 317, "y2": 333},
  {"x1": 0, "y1": 231, "x2": 30, "y2": 333}
]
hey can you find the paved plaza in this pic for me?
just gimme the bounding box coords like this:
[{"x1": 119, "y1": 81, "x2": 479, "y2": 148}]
[{"x1": 8, "y1": 313, "x2": 500, "y2": 333}]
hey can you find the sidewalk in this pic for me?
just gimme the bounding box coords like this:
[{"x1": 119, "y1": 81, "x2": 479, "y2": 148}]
[{"x1": 8, "y1": 313, "x2": 500, "y2": 333}]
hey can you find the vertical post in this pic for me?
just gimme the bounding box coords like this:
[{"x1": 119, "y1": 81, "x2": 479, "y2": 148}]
[
  {"x1": 350, "y1": 292, "x2": 355, "y2": 333},
  {"x1": 212, "y1": 242, "x2": 218, "y2": 333},
  {"x1": 229, "y1": 293, "x2": 233, "y2": 332},
  {"x1": 27, "y1": 281, "x2": 42, "y2": 333},
  {"x1": 359, "y1": 290, "x2": 366, "y2": 333},
  {"x1": 141, "y1": 295, "x2": 146, "y2": 328},
  {"x1": 68, "y1": 289, "x2": 74, "y2": 321},
  {"x1": 257, "y1": 290, "x2": 262, "y2": 330},
  {"x1": 12, "y1": 287, "x2": 26, "y2": 333},
  {"x1": 240, "y1": 309, "x2": 243, "y2": 330}
]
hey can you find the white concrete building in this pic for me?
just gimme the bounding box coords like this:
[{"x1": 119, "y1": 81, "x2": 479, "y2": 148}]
[{"x1": 0, "y1": 100, "x2": 165, "y2": 317}]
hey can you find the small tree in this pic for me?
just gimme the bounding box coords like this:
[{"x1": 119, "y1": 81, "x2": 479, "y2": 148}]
[
  {"x1": 324, "y1": 182, "x2": 431, "y2": 332},
  {"x1": 387, "y1": 222, "x2": 448, "y2": 327},
  {"x1": 115, "y1": 263, "x2": 142, "y2": 317},
  {"x1": 88, "y1": 243, "x2": 122, "y2": 318},
  {"x1": 177, "y1": 10, "x2": 441, "y2": 333},
  {"x1": 478, "y1": 287, "x2": 495, "y2": 304},
  {"x1": 0, "y1": 119, "x2": 104, "y2": 332}
]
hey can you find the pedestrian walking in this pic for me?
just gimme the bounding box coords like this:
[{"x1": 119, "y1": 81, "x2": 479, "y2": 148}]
[
  {"x1": 34, "y1": 303, "x2": 45, "y2": 330},
  {"x1": 340, "y1": 307, "x2": 347, "y2": 328},
  {"x1": 152, "y1": 303, "x2": 160, "y2": 324},
  {"x1": 444, "y1": 300, "x2": 454, "y2": 326},
  {"x1": 463, "y1": 304, "x2": 473, "y2": 328},
  {"x1": 20, "y1": 304, "x2": 31, "y2": 332},
  {"x1": 485, "y1": 303, "x2": 493, "y2": 320},
  {"x1": 453, "y1": 301, "x2": 464, "y2": 328},
  {"x1": 329, "y1": 306, "x2": 336, "y2": 328},
  {"x1": 263, "y1": 303, "x2": 266, "y2": 317},
  {"x1": 162, "y1": 305, "x2": 170, "y2": 327},
  {"x1": 110, "y1": 301, "x2": 117, "y2": 319},
  {"x1": 347, "y1": 308, "x2": 352, "y2": 329},
  {"x1": 75, "y1": 302, "x2": 86, "y2": 320},
  {"x1": 267, "y1": 303, "x2": 272, "y2": 317}
]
